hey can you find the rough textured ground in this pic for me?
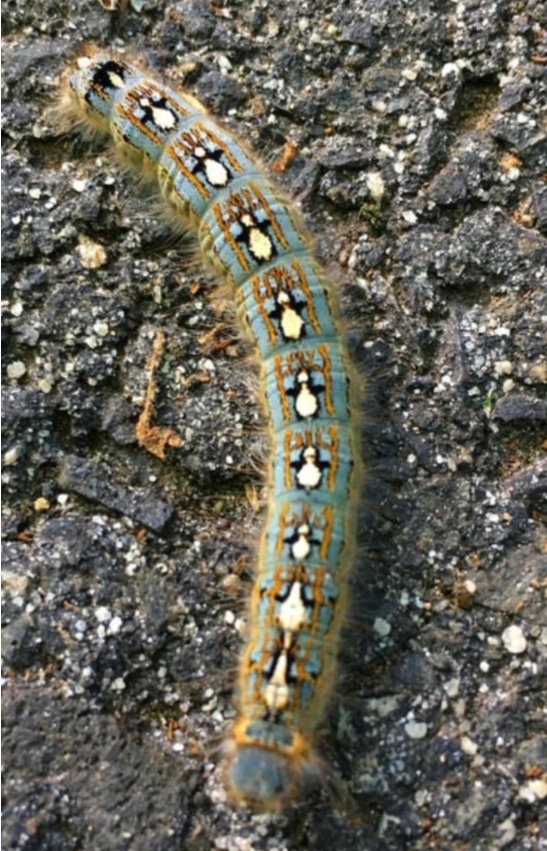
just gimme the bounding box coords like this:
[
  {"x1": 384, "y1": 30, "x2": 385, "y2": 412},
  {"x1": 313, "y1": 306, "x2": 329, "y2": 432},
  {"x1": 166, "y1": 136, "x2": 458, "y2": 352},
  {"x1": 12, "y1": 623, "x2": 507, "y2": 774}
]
[{"x1": 2, "y1": 1, "x2": 546, "y2": 849}]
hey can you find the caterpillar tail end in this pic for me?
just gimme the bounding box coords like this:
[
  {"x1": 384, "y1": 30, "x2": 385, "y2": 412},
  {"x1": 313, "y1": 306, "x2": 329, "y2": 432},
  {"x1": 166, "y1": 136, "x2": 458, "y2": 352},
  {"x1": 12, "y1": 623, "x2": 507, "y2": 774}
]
[{"x1": 224, "y1": 720, "x2": 320, "y2": 811}]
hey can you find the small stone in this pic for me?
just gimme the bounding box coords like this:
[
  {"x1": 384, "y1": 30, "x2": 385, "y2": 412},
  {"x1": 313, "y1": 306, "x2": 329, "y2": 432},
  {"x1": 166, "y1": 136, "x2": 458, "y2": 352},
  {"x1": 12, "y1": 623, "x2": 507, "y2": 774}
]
[
  {"x1": 372, "y1": 99, "x2": 387, "y2": 113},
  {"x1": 527, "y1": 779, "x2": 547, "y2": 800},
  {"x1": 501, "y1": 624, "x2": 527, "y2": 654},
  {"x1": 108, "y1": 615, "x2": 123, "y2": 635},
  {"x1": 444, "y1": 677, "x2": 460, "y2": 698},
  {"x1": 234, "y1": 617, "x2": 246, "y2": 638},
  {"x1": 497, "y1": 818, "x2": 517, "y2": 847},
  {"x1": 7, "y1": 361, "x2": 27, "y2": 379},
  {"x1": 517, "y1": 779, "x2": 547, "y2": 803},
  {"x1": 402, "y1": 67, "x2": 418, "y2": 81},
  {"x1": 3, "y1": 447, "x2": 19, "y2": 466},
  {"x1": 494, "y1": 360, "x2": 513, "y2": 376},
  {"x1": 78, "y1": 236, "x2": 107, "y2": 269},
  {"x1": 404, "y1": 720, "x2": 427, "y2": 739},
  {"x1": 402, "y1": 210, "x2": 418, "y2": 224},
  {"x1": 373, "y1": 617, "x2": 392, "y2": 637},
  {"x1": 415, "y1": 789, "x2": 429, "y2": 807},
  {"x1": 528, "y1": 363, "x2": 547, "y2": 383},
  {"x1": 33, "y1": 497, "x2": 50, "y2": 513},
  {"x1": 37, "y1": 379, "x2": 53, "y2": 394},
  {"x1": 92, "y1": 320, "x2": 109, "y2": 337},
  {"x1": 95, "y1": 606, "x2": 112, "y2": 624},
  {"x1": 71, "y1": 178, "x2": 88, "y2": 193},
  {"x1": 461, "y1": 735, "x2": 478, "y2": 755},
  {"x1": 366, "y1": 171, "x2": 386, "y2": 203}
]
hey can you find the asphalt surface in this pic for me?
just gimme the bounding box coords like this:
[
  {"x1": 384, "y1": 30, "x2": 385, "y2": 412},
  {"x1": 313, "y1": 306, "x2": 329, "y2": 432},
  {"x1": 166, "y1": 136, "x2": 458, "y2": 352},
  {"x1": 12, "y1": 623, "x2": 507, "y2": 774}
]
[{"x1": 2, "y1": 1, "x2": 546, "y2": 849}]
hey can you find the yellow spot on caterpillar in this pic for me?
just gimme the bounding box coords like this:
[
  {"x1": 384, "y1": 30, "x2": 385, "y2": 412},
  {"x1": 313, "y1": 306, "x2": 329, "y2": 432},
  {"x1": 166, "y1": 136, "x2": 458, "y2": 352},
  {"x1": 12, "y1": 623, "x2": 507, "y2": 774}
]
[
  {"x1": 278, "y1": 292, "x2": 304, "y2": 340},
  {"x1": 278, "y1": 582, "x2": 307, "y2": 632},
  {"x1": 296, "y1": 446, "x2": 322, "y2": 490},
  {"x1": 295, "y1": 370, "x2": 318, "y2": 418},
  {"x1": 249, "y1": 227, "x2": 274, "y2": 261},
  {"x1": 264, "y1": 652, "x2": 290, "y2": 710},
  {"x1": 140, "y1": 97, "x2": 177, "y2": 130},
  {"x1": 108, "y1": 71, "x2": 125, "y2": 89},
  {"x1": 291, "y1": 524, "x2": 311, "y2": 561},
  {"x1": 204, "y1": 157, "x2": 229, "y2": 186}
]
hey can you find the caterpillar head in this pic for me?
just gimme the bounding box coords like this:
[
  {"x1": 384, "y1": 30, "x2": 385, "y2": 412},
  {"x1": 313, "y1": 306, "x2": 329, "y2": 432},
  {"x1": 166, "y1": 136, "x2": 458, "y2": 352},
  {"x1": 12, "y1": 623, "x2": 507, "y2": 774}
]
[{"x1": 224, "y1": 719, "x2": 321, "y2": 811}]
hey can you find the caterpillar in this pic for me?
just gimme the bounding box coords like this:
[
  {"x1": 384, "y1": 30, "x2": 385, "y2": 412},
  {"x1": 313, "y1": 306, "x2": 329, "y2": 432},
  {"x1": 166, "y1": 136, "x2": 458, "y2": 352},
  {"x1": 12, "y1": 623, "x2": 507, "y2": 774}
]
[{"x1": 60, "y1": 50, "x2": 362, "y2": 811}]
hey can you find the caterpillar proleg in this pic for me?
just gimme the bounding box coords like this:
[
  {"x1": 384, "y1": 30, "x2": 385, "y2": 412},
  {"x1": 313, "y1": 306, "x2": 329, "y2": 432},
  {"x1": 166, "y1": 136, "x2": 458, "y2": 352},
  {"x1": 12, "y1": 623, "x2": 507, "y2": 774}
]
[{"x1": 61, "y1": 50, "x2": 362, "y2": 811}]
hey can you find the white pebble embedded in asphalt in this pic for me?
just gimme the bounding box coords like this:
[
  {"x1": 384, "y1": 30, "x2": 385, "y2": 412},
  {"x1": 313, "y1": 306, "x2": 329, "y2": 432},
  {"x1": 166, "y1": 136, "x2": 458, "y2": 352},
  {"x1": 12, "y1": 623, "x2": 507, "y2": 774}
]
[
  {"x1": 501, "y1": 624, "x2": 527, "y2": 654},
  {"x1": 404, "y1": 720, "x2": 427, "y2": 739}
]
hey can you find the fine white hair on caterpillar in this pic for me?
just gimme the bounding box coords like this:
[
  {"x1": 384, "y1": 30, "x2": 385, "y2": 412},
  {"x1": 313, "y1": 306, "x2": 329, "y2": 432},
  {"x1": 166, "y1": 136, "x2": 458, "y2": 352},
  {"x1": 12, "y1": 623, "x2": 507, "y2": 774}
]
[{"x1": 60, "y1": 49, "x2": 363, "y2": 811}]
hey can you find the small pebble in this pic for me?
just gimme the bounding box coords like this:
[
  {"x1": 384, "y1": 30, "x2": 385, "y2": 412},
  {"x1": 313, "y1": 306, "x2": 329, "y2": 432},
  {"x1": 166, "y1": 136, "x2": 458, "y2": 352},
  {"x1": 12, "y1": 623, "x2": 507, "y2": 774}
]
[
  {"x1": 78, "y1": 237, "x2": 107, "y2": 269},
  {"x1": 95, "y1": 606, "x2": 112, "y2": 624},
  {"x1": 517, "y1": 779, "x2": 547, "y2": 803},
  {"x1": 92, "y1": 320, "x2": 109, "y2": 338},
  {"x1": 402, "y1": 210, "x2": 418, "y2": 224},
  {"x1": 444, "y1": 677, "x2": 460, "y2": 698},
  {"x1": 366, "y1": 171, "x2": 386, "y2": 203},
  {"x1": 34, "y1": 497, "x2": 50, "y2": 512},
  {"x1": 71, "y1": 178, "x2": 88, "y2": 193},
  {"x1": 497, "y1": 818, "x2": 517, "y2": 847},
  {"x1": 525, "y1": 779, "x2": 547, "y2": 800},
  {"x1": 404, "y1": 720, "x2": 427, "y2": 739},
  {"x1": 461, "y1": 735, "x2": 478, "y2": 755},
  {"x1": 3, "y1": 448, "x2": 19, "y2": 466},
  {"x1": 401, "y1": 67, "x2": 418, "y2": 81},
  {"x1": 108, "y1": 615, "x2": 123, "y2": 635},
  {"x1": 372, "y1": 99, "x2": 387, "y2": 113},
  {"x1": 38, "y1": 379, "x2": 53, "y2": 394},
  {"x1": 7, "y1": 361, "x2": 27, "y2": 379},
  {"x1": 234, "y1": 617, "x2": 246, "y2": 638},
  {"x1": 494, "y1": 360, "x2": 513, "y2": 376},
  {"x1": 501, "y1": 624, "x2": 527, "y2": 654},
  {"x1": 373, "y1": 617, "x2": 392, "y2": 637}
]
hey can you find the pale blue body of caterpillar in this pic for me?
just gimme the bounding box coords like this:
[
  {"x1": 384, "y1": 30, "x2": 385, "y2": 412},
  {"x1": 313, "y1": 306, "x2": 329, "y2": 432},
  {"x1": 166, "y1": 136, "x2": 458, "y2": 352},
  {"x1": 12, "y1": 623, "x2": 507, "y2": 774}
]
[{"x1": 63, "y1": 52, "x2": 360, "y2": 809}]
